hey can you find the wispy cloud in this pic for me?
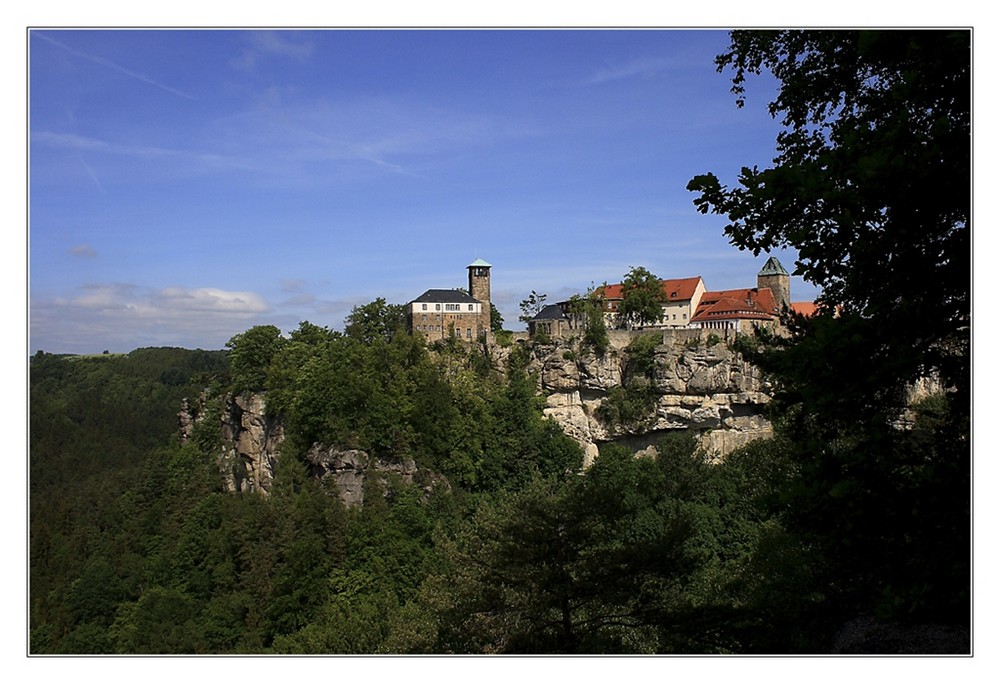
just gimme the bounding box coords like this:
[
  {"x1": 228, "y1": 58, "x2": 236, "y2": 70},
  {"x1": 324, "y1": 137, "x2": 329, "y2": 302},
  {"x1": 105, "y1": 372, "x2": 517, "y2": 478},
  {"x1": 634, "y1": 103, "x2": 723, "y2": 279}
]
[
  {"x1": 33, "y1": 31, "x2": 196, "y2": 100},
  {"x1": 32, "y1": 130, "x2": 242, "y2": 187},
  {"x1": 249, "y1": 31, "x2": 315, "y2": 59},
  {"x1": 207, "y1": 95, "x2": 540, "y2": 184},
  {"x1": 33, "y1": 131, "x2": 226, "y2": 165},
  {"x1": 584, "y1": 56, "x2": 679, "y2": 85},
  {"x1": 230, "y1": 31, "x2": 315, "y2": 71}
]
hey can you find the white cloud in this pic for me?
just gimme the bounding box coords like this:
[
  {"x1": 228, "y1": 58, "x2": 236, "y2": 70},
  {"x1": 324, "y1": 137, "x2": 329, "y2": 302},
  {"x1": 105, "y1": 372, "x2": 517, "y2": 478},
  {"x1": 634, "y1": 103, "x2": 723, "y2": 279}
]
[
  {"x1": 30, "y1": 283, "x2": 271, "y2": 353},
  {"x1": 249, "y1": 31, "x2": 315, "y2": 59},
  {"x1": 585, "y1": 56, "x2": 679, "y2": 85},
  {"x1": 231, "y1": 31, "x2": 315, "y2": 72},
  {"x1": 154, "y1": 287, "x2": 268, "y2": 313}
]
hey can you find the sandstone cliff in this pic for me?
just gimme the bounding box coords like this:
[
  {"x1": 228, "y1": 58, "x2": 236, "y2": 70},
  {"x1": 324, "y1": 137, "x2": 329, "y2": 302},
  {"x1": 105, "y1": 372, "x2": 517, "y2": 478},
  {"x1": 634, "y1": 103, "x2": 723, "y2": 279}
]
[
  {"x1": 523, "y1": 329, "x2": 772, "y2": 466},
  {"x1": 186, "y1": 392, "x2": 448, "y2": 506},
  {"x1": 218, "y1": 392, "x2": 284, "y2": 495},
  {"x1": 183, "y1": 329, "x2": 774, "y2": 498},
  {"x1": 305, "y1": 445, "x2": 449, "y2": 507}
]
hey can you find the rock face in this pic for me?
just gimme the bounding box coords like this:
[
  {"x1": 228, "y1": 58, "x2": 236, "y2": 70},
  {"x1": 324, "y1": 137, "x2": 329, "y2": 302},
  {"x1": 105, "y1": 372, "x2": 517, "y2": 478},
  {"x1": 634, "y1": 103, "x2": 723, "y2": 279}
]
[
  {"x1": 212, "y1": 393, "x2": 449, "y2": 507},
  {"x1": 305, "y1": 445, "x2": 450, "y2": 508},
  {"x1": 201, "y1": 329, "x2": 772, "y2": 496},
  {"x1": 219, "y1": 393, "x2": 285, "y2": 495},
  {"x1": 177, "y1": 397, "x2": 199, "y2": 445},
  {"x1": 528, "y1": 330, "x2": 773, "y2": 466}
]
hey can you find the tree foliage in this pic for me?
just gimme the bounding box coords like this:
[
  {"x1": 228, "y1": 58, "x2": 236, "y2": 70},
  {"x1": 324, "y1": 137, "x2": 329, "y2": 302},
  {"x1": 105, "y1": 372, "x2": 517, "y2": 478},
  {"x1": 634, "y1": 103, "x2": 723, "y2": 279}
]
[
  {"x1": 426, "y1": 436, "x2": 802, "y2": 653},
  {"x1": 490, "y1": 303, "x2": 504, "y2": 332},
  {"x1": 31, "y1": 331, "x2": 962, "y2": 653},
  {"x1": 226, "y1": 325, "x2": 286, "y2": 394},
  {"x1": 344, "y1": 298, "x2": 407, "y2": 345},
  {"x1": 518, "y1": 290, "x2": 548, "y2": 323},
  {"x1": 687, "y1": 29, "x2": 970, "y2": 629},
  {"x1": 617, "y1": 266, "x2": 667, "y2": 329},
  {"x1": 687, "y1": 30, "x2": 970, "y2": 418},
  {"x1": 568, "y1": 286, "x2": 610, "y2": 355}
]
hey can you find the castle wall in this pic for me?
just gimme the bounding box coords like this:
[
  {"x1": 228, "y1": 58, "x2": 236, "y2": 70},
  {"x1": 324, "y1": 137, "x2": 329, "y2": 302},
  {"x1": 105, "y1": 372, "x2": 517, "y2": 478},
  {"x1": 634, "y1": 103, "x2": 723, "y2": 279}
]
[{"x1": 412, "y1": 311, "x2": 487, "y2": 341}]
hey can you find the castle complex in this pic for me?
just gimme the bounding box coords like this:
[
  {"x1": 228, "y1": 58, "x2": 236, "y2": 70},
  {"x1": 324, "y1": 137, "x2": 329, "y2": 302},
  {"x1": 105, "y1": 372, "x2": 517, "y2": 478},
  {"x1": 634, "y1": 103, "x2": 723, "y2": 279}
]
[
  {"x1": 407, "y1": 258, "x2": 493, "y2": 342},
  {"x1": 407, "y1": 256, "x2": 815, "y2": 342},
  {"x1": 530, "y1": 256, "x2": 815, "y2": 338}
]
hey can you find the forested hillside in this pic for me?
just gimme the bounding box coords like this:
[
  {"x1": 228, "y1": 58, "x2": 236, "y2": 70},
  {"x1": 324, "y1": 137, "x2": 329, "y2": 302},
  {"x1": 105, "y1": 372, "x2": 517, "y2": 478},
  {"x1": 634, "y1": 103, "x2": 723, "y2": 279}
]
[
  {"x1": 29, "y1": 315, "x2": 967, "y2": 653},
  {"x1": 29, "y1": 30, "x2": 969, "y2": 655}
]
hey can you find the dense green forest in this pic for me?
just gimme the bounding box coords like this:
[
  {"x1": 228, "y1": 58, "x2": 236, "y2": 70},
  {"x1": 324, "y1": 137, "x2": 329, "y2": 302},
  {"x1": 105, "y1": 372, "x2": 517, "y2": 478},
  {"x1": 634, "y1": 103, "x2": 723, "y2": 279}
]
[
  {"x1": 29, "y1": 315, "x2": 967, "y2": 654},
  {"x1": 29, "y1": 30, "x2": 970, "y2": 654}
]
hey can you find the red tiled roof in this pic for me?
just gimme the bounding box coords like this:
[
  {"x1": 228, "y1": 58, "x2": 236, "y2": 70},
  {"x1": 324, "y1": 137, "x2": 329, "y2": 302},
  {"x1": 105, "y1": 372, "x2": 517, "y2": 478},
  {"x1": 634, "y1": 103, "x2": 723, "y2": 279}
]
[
  {"x1": 790, "y1": 301, "x2": 818, "y2": 318},
  {"x1": 692, "y1": 288, "x2": 778, "y2": 322},
  {"x1": 598, "y1": 276, "x2": 703, "y2": 302}
]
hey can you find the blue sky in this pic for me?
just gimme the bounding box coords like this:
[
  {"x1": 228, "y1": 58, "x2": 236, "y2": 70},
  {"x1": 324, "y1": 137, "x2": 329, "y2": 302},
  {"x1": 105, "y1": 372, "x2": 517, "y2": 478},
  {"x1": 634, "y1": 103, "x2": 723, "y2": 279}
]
[{"x1": 29, "y1": 28, "x2": 821, "y2": 353}]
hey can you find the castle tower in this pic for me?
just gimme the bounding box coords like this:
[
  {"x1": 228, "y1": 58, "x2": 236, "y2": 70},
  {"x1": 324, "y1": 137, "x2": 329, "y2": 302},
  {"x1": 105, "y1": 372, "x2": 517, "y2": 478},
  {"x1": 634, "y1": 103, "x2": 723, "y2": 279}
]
[
  {"x1": 468, "y1": 258, "x2": 492, "y2": 334},
  {"x1": 757, "y1": 256, "x2": 790, "y2": 311}
]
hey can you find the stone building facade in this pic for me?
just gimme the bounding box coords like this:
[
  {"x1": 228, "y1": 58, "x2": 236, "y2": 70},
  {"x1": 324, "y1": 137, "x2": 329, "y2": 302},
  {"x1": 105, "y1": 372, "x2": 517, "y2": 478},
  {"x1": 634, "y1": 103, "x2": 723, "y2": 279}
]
[{"x1": 407, "y1": 259, "x2": 492, "y2": 342}]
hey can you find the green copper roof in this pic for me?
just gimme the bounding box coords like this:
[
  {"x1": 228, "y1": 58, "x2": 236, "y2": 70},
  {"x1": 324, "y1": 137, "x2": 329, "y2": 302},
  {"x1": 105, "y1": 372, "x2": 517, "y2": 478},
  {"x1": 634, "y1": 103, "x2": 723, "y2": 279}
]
[
  {"x1": 758, "y1": 256, "x2": 789, "y2": 277},
  {"x1": 468, "y1": 258, "x2": 492, "y2": 268}
]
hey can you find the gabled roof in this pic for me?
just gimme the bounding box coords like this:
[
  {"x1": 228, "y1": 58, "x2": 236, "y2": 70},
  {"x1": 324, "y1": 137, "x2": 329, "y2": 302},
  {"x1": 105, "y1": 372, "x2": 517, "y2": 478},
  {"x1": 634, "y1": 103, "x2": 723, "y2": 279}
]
[
  {"x1": 531, "y1": 304, "x2": 568, "y2": 321},
  {"x1": 691, "y1": 296, "x2": 774, "y2": 322},
  {"x1": 758, "y1": 256, "x2": 789, "y2": 277},
  {"x1": 411, "y1": 289, "x2": 481, "y2": 304},
  {"x1": 468, "y1": 258, "x2": 492, "y2": 268},
  {"x1": 598, "y1": 276, "x2": 704, "y2": 302},
  {"x1": 692, "y1": 287, "x2": 778, "y2": 322}
]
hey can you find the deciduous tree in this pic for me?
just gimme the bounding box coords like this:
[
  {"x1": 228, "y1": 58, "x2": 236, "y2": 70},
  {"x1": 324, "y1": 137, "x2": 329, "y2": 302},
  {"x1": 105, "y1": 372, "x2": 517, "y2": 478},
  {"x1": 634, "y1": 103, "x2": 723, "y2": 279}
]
[
  {"x1": 225, "y1": 325, "x2": 285, "y2": 394},
  {"x1": 518, "y1": 290, "x2": 548, "y2": 323},
  {"x1": 687, "y1": 30, "x2": 970, "y2": 630},
  {"x1": 618, "y1": 266, "x2": 667, "y2": 329},
  {"x1": 344, "y1": 298, "x2": 407, "y2": 345},
  {"x1": 687, "y1": 30, "x2": 970, "y2": 419}
]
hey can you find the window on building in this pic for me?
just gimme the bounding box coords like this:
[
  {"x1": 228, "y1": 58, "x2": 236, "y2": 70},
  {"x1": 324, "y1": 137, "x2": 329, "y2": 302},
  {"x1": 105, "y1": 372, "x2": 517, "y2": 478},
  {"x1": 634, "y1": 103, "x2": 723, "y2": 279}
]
[
  {"x1": 422, "y1": 303, "x2": 427, "y2": 310},
  {"x1": 468, "y1": 304, "x2": 474, "y2": 311},
  {"x1": 466, "y1": 328, "x2": 471, "y2": 338},
  {"x1": 683, "y1": 313, "x2": 687, "y2": 319}
]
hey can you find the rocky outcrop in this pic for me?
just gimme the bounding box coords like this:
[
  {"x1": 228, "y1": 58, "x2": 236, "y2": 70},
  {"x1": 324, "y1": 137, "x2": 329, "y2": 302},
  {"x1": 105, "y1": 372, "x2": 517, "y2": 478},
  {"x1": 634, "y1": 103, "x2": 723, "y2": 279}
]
[
  {"x1": 177, "y1": 397, "x2": 199, "y2": 445},
  {"x1": 528, "y1": 330, "x2": 773, "y2": 465},
  {"x1": 219, "y1": 393, "x2": 285, "y2": 495},
  {"x1": 196, "y1": 329, "x2": 772, "y2": 495},
  {"x1": 305, "y1": 445, "x2": 450, "y2": 508},
  {"x1": 208, "y1": 393, "x2": 449, "y2": 507},
  {"x1": 178, "y1": 390, "x2": 212, "y2": 445}
]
